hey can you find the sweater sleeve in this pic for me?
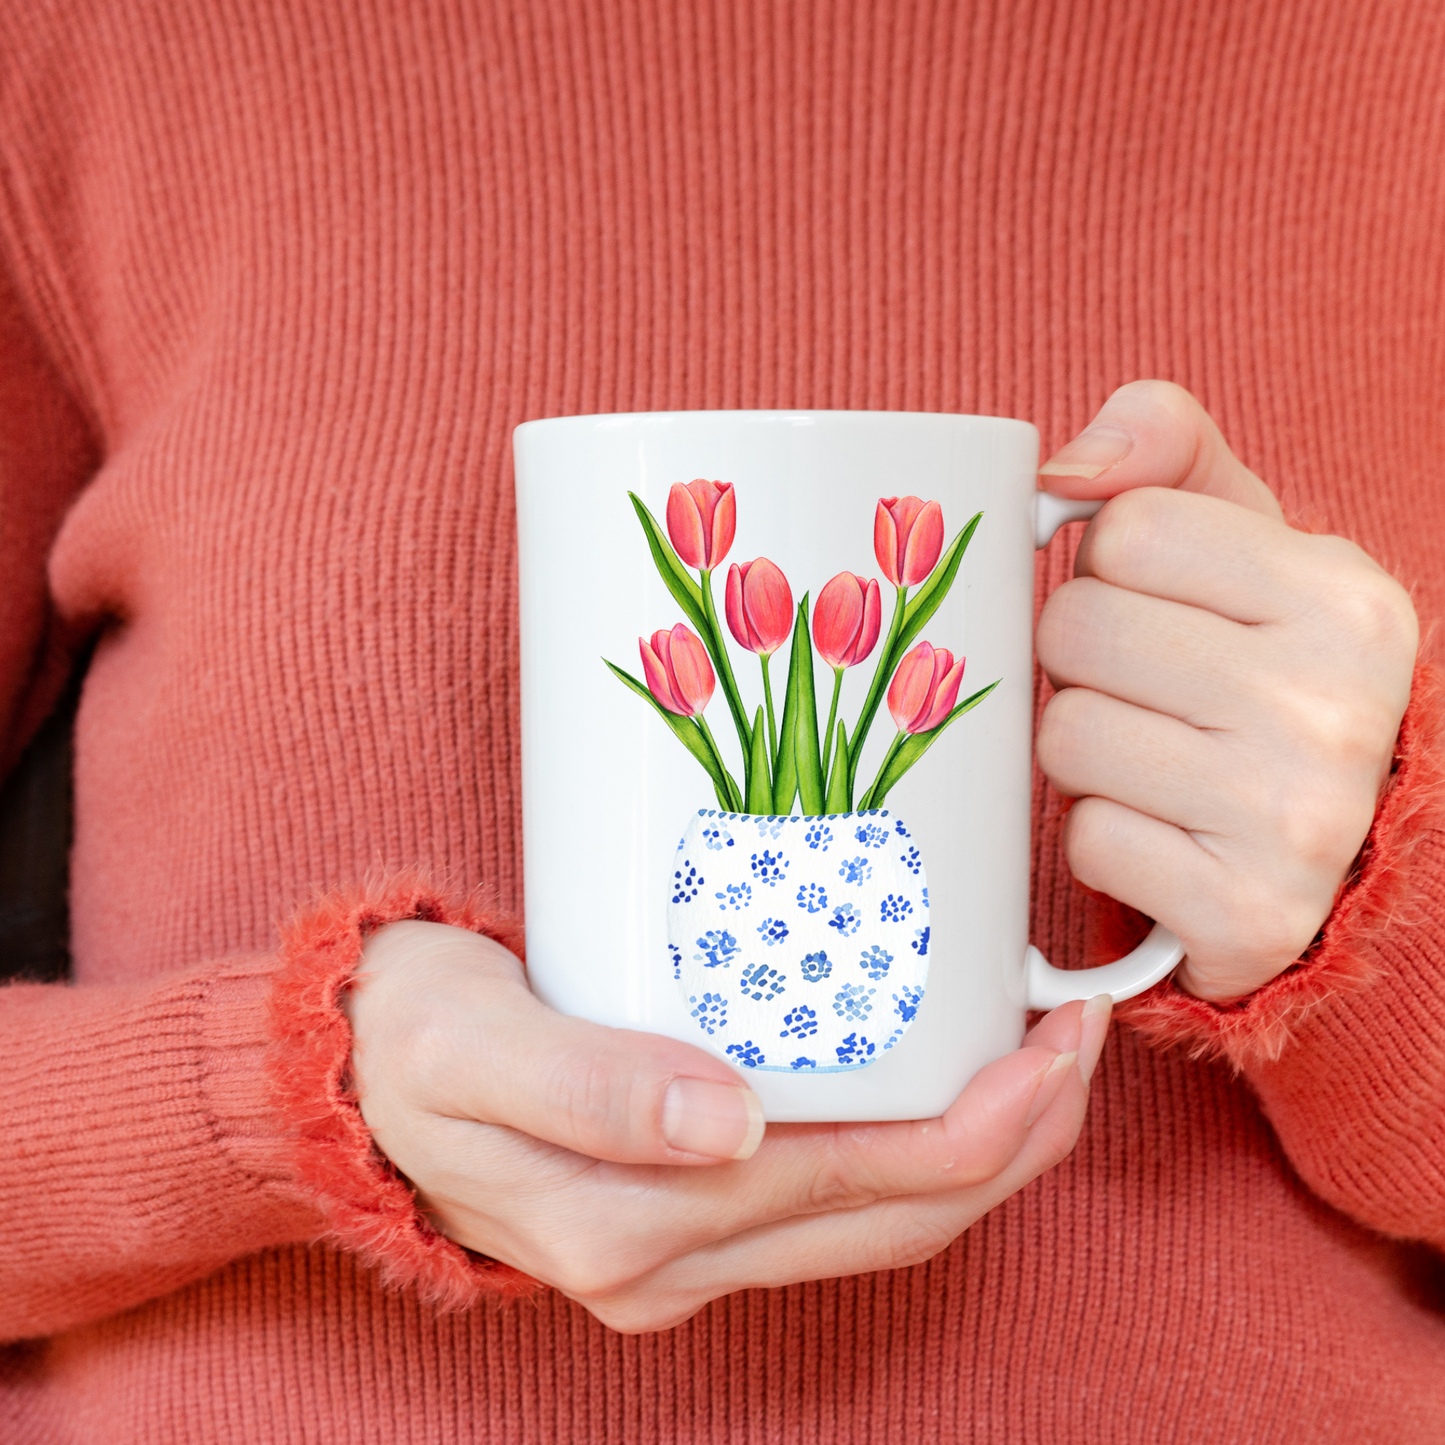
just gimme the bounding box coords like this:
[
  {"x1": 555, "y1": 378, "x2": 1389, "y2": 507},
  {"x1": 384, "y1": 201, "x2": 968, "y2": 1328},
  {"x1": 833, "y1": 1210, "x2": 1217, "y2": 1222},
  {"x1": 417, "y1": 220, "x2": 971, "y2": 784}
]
[
  {"x1": 0, "y1": 875, "x2": 534, "y2": 1343},
  {"x1": 0, "y1": 257, "x2": 529, "y2": 1340},
  {"x1": 1118, "y1": 662, "x2": 1445, "y2": 1246}
]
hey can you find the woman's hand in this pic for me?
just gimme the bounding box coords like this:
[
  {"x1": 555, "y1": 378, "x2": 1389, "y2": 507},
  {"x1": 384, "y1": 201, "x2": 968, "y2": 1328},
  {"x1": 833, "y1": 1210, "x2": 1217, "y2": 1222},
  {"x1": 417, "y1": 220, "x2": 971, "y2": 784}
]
[
  {"x1": 346, "y1": 920, "x2": 1111, "y2": 1334},
  {"x1": 1035, "y1": 380, "x2": 1419, "y2": 1002}
]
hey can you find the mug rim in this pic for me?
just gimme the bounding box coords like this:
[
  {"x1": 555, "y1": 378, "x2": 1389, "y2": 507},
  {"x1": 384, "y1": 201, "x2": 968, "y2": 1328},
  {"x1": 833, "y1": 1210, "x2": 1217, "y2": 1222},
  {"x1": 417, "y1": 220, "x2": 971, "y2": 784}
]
[{"x1": 513, "y1": 407, "x2": 1038, "y2": 444}]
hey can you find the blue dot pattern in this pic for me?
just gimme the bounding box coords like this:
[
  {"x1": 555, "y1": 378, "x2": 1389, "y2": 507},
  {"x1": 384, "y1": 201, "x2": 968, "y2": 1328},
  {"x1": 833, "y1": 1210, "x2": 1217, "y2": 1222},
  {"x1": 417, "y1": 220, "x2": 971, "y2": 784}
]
[{"x1": 669, "y1": 809, "x2": 929, "y2": 1073}]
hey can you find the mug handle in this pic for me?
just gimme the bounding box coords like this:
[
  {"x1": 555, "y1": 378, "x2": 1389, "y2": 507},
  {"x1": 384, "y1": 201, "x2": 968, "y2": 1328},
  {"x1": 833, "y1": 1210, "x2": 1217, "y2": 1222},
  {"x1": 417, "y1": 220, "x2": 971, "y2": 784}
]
[{"x1": 1026, "y1": 491, "x2": 1186, "y2": 1007}]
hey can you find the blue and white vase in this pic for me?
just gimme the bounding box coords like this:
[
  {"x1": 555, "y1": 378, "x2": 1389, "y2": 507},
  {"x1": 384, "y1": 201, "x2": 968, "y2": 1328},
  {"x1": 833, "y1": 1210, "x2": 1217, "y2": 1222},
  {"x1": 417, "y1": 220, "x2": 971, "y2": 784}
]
[{"x1": 667, "y1": 809, "x2": 930, "y2": 1073}]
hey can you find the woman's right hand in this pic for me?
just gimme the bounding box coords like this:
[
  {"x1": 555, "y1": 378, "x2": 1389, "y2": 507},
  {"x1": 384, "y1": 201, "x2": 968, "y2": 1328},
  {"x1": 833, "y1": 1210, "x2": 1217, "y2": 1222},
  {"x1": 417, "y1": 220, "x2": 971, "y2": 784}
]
[{"x1": 345, "y1": 920, "x2": 1111, "y2": 1334}]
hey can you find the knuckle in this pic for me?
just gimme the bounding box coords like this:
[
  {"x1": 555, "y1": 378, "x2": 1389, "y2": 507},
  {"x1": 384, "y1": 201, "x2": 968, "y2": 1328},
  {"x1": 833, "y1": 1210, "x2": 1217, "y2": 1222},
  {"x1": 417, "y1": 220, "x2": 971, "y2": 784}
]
[
  {"x1": 539, "y1": 1241, "x2": 653, "y2": 1302},
  {"x1": 1306, "y1": 539, "x2": 1419, "y2": 653},
  {"x1": 584, "y1": 1293, "x2": 701, "y2": 1336},
  {"x1": 874, "y1": 1213, "x2": 964, "y2": 1274},
  {"x1": 1088, "y1": 486, "x2": 1172, "y2": 576},
  {"x1": 800, "y1": 1139, "x2": 882, "y2": 1215}
]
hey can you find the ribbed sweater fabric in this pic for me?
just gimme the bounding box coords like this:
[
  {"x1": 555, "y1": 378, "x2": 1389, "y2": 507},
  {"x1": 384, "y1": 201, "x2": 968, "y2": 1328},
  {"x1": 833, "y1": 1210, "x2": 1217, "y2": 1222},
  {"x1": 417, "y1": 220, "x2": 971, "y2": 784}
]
[{"x1": 1, "y1": 0, "x2": 1444, "y2": 1440}]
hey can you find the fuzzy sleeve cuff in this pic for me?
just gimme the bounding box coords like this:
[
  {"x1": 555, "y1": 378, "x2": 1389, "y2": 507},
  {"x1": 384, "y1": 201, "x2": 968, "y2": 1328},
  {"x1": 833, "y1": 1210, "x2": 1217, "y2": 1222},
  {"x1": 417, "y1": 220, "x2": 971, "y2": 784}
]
[
  {"x1": 267, "y1": 872, "x2": 539, "y2": 1310},
  {"x1": 1116, "y1": 662, "x2": 1445, "y2": 1068}
]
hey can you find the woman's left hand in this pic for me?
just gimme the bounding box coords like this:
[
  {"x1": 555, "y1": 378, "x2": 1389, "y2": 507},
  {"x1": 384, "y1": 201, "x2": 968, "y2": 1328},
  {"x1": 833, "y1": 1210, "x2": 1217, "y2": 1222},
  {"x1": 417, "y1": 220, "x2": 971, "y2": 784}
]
[{"x1": 1033, "y1": 380, "x2": 1419, "y2": 1002}]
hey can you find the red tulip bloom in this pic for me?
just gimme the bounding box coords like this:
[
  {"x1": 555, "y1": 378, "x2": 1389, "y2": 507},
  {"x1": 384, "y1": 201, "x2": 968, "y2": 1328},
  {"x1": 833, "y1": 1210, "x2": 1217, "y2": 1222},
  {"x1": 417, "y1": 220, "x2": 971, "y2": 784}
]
[
  {"x1": 725, "y1": 557, "x2": 794, "y2": 657},
  {"x1": 874, "y1": 495, "x2": 944, "y2": 588},
  {"x1": 667, "y1": 479, "x2": 736, "y2": 571},
  {"x1": 813, "y1": 572, "x2": 882, "y2": 669},
  {"x1": 640, "y1": 624, "x2": 716, "y2": 717},
  {"x1": 887, "y1": 640, "x2": 966, "y2": 734}
]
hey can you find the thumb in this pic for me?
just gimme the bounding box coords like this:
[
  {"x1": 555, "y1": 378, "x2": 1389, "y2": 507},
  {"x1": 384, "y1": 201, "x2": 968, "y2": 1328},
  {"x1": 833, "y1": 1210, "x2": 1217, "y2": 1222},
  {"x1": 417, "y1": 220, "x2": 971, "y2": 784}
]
[
  {"x1": 470, "y1": 985, "x2": 767, "y2": 1165},
  {"x1": 352, "y1": 920, "x2": 765, "y2": 1166},
  {"x1": 1038, "y1": 379, "x2": 1283, "y2": 520}
]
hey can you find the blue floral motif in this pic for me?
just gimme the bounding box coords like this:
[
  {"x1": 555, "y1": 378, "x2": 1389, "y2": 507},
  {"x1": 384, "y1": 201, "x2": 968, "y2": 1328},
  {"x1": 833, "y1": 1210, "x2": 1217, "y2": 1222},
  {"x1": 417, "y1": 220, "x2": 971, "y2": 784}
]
[
  {"x1": 880, "y1": 893, "x2": 913, "y2": 923},
  {"x1": 757, "y1": 917, "x2": 790, "y2": 946},
  {"x1": 894, "y1": 984, "x2": 924, "y2": 1023},
  {"x1": 832, "y1": 982, "x2": 876, "y2": 1020},
  {"x1": 912, "y1": 926, "x2": 930, "y2": 956},
  {"x1": 854, "y1": 823, "x2": 889, "y2": 849},
  {"x1": 671, "y1": 860, "x2": 704, "y2": 904},
  {"x1": 668, "y1": 943, "x2": 682, "y2": 979},
  {"x1": 836, "y1": 1032, "x2": 876, "y2": 1065},
  {"x1": 754, "y1": 817, "x2": 785, "y2": 841},
  {"x1": 688, "y1": 992, "x2": 727, "y2": 1034},
  {"x1": 726, "y1": 1039, "x2": 766, "y2": 1068},
  {"x1": 799, "y1": 950, "x2": 832, "y2": 982},
  {"x1": 827, "y1": 903, "x2": 861, "y2": 937},
  {"x1": 715, "y1": 881, "x2": 753, "y2": 910},
  {"x1": 881, "y1": 1026, "x2": 906, "y2": 1052},
  {"x1": 838, "y1": 856, "x2": 873, "y2": 886},
  {"x1": 750, "y1": 850, "x2": 789, "y2": 887},
  {"x1": 859, "y1": 945, "x2": 893, "y2": 980},
  {"x1": 739, "y1": 960, "x2": 787, "y2": 1001},
  {"x1": 701, "y1": 824, "x2": 735, "y2": 851},
  {"x1": 789, "y1": 1056, "x2": 818, "y2": 1070},
  {"x1": 694, "y1": 930, "x2": 739, "y2": 968},
  {"x1": 922, "y1": 887, "x2": 929, "y2": 909},
  {"x1": 902, "y1": 845, "x2": 923, "y2": 875},
  {"x1": 804, "y1": 823, "x2": 833, "y2": 851},
  {"x1": 780, "y1": 1004, "x2": 818, "y2": 1039},
  {"x1": 797, "y1": 882, "x2": 828, "y2": 913},
  {"x1": 894, "y1": 818, "x2": 910, "y2": 838}
]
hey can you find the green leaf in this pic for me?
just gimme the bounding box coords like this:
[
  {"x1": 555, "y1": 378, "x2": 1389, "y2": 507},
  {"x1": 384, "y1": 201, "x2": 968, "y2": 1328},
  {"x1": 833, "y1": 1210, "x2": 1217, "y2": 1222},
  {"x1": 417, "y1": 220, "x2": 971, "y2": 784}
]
[
  {"x1": 628, "y1": 492, "x2": 708, "y2": 635},
  {"x1": 604, "y1": 660, "x2": 737, "y2": 805},
  {"x1": 896, "y1": 511, "x2": 982, "y2": 656},
  {"x1": 746, "y1": 704, "x2": 773, "y2": 814},
  {"x1": 772, "y1": 622, "x2": 802, "y2": 813},
  {"x1": 824, "y1": 719, "x2": 851, "y2": 813},
  {"x1": 866, "y1": 680, "x2": 1000, "y2": 808},
  {"x1": 790, "y1": 596, "x2": 826, "y2": 815}
]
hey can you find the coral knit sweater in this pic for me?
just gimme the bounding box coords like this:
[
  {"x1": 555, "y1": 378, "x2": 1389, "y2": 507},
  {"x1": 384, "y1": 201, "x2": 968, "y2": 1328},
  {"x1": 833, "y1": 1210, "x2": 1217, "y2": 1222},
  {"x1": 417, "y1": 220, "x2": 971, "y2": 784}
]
[{"x1": 2, "y1": 0, "x2": 1444, "y2": 1440}]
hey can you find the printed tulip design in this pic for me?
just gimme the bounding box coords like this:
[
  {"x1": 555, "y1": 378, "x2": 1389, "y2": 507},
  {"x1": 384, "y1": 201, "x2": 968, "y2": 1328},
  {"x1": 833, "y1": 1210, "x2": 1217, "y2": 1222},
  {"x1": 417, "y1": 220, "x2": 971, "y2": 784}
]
[
  {"x1": 726, "y1": 557, "x2": 794, "y2": 776},
  {"x1": 886, "y1": 642, "x2": 966, "y2": 734},
  {"x1": 640, "y1": 624, "x2": 715, "y2": 717},
  {"x1": 874, "y1": 496, "x2": 944, "y2": 588},
  {"x1": 606, "y1": 480, "x2": 996, "y2": 816},
  {"x1": 813, "y1": 572, "x2": 882, "y2": 792},
  {"x1": 667, "y1": 479, "x2": 736, "y2": 571},
  {"x1": 813, "y1": 572, "x2": 882, "y2": 669},
  {"x1": 725, "y1": 558, "x2": 793, "y2": 657}
]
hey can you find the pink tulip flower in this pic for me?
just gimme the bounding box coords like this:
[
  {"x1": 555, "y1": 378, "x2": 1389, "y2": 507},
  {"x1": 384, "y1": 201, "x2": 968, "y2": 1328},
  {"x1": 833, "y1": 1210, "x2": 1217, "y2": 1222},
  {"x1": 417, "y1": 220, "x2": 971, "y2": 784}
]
[
  {"x1": 640, "y1": 624, "x2": 716, "y2": 717},
  {"x1": 667, "y1": 479, "x2": 736, "y2": 571},
  {"x1": 812, "y1": 572, "x2": 882, "y2": 669},
  {"x1": 874, "y1": 495, "x2": 945, "y2": 588},
  {"x1": 725, "y1": 557, "x2": 794, "y2": 657},
  {"x1": 886, "y1": 640, "x2": 966, "y2": 735}
]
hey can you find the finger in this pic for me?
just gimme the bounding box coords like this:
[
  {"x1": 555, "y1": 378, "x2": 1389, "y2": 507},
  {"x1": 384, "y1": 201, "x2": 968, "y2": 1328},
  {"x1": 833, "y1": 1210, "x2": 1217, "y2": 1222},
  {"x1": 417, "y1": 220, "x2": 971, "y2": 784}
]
[
  {"x1": 583, "y1": 1064, "x2": 1093, "y2": 1333},
  {"x1": 1037, "y1": 686, "x2": 1233, "y2": 834},
  {"x1": 1037, "y1": 378, "x2": 1283, "y2": 519},
  {"x1": 1072, "y1": 487, "x2": 1310, "y2": 624},
  {"x1": 441, "y1": 1024, "x2": 1088, "y2": 1280},
  {"x1": 359, "y1": 923, "x2": 767, "y2": 1165},
  {"x1": 1036, "y1": 576, "x2": 1261, "y2": 726},
  {"x1": 1061, "y1": 796, "x2": 1324, "y2": 995}
]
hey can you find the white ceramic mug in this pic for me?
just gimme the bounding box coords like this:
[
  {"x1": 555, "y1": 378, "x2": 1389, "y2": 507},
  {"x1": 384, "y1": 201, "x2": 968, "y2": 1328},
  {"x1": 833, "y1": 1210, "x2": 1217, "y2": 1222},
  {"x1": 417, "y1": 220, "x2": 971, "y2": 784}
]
[{"x1": 514, "y1": 411, "x2": 1182, "y2": 1122}]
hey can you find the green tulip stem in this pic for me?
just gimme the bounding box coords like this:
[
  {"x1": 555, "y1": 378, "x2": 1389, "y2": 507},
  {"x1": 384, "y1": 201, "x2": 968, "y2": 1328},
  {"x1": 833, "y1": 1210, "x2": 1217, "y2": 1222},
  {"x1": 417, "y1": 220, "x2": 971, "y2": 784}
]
[
  {"x1": 847, "y1": 583, "x2": 908, "y2": 797},
  {"x1": 697, "y1": 713, "x2": 743, "y2": 813},
  {"x1": 760, "y1": 653, "x2": 779, "y2": 774},
  {"x1": 857, "y1": 729, "x2": 907, "y2": 812},
  {"x1": 698, "y1": 568, "x2": 754, "y2": 778},
  {"x1": 821, "y1": 667, "x2": 844, "y2": 780}
]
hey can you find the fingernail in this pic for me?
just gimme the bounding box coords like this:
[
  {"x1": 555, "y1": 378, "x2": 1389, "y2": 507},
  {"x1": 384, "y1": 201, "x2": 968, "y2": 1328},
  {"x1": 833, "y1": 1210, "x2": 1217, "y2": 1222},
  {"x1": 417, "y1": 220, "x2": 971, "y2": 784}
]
[
  {"x1": 1078, "y1": 994, "x2": 1114, "y2": 1084},
  {"x1": 663, "y1": 1078, "x2": 765, "y2": 1160},
  {"x1": 1039, "y1": 425, "x2": 1134, "y2": 481},
  {"x1": 1025, "y1": 1051, "x2": 1078, "y2": 1127}
]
